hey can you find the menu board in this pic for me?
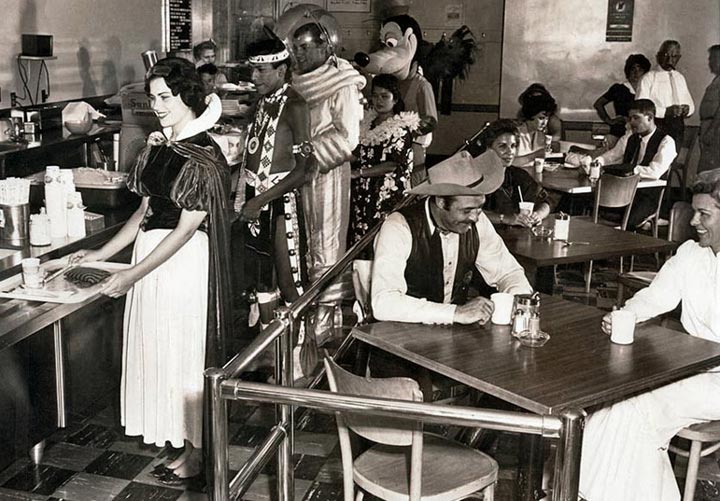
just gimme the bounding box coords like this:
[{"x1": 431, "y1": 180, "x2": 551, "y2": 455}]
[{"x1": 164, "y1": 0, "x2": 192, "y2": 52}]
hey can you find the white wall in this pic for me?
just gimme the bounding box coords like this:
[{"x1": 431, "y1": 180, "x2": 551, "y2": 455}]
[
  {"x1": 501, "y1": 0, "x2": 720, "y2": 123},
  {"x1": 0, "y1": 0, "x2": 213, "y2": 106}
]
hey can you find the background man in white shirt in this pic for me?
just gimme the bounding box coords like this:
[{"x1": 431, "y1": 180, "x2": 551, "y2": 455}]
[
  {"x1": 579, "y1": 168, "x2": 720, "y2": 501},
  {"x1": 371, "y1": 150, "x2": 533, "y2": 326},
  {"x1": 637, "y1": 40, "x2": 695, "y2": 145},
  {"x1": 584, "y1": 99, "x2": 677, "y2": 230}
]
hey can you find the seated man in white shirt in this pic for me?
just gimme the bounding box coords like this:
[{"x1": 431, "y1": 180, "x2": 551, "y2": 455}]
[
  {"x1": 372, "y1": 150, "x2": 533, "y2": 326},
  {"x1": 583, "y1": 99, "x2": 677, "y2": 230},
  {"x1": 369, "y1": 151, "x2": 532, "y2": 400},
  {"x1": 579, "y1": 168, "x2": 720, "y2": 501}
]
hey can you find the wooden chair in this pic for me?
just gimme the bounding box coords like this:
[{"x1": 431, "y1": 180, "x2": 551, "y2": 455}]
[
  {"x1": 584, "y1": 173, "x2": 640, "y2": 293},
  {"x1": 324, "y1": 357, "x2": 498, "y2": 501},
  {"x1": 669, "y1": 421, "x2": 720, "y2": 500},
  {"x1": 667, "y1": 128, "x2": 699, "y2": 202},
  {"x1": 617, "y1": 201, "x2": 695, "y2": 306}
]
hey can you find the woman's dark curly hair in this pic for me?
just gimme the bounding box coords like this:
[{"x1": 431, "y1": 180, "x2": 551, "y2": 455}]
[
  {"x1": 145, "y1": 57, "x2": 207, "y2": 116},
  {"x1": 371, "y1": 73, "x2": 405, "y2": 114},
  {"x1": 480, "y1": 119, "x2": 520, "y2": 150},
  {"x1": 623, "y1": 54, "x2": 651, "y2": 79}
]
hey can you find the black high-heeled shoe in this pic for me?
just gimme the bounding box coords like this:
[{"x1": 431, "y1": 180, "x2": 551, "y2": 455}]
[
  {"x1": 158, "y1": 469, "x2": 200, "y2": 486},
  {"x1": 150, "y1": 463, "x2": 174, "y2": 478}
]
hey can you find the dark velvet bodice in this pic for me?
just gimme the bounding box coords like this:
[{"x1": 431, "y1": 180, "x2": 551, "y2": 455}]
[{"x1": 140, "y1": 132, "x2": 219, "y2": 233}]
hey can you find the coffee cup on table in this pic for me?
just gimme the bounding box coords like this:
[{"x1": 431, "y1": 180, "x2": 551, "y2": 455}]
[
  {"x1": 533, "y1": 158, "x2": 545, "y2": 174},
  {"x1": 610, "y1": 310, "x2": 636, "y2": 344},
  {"x1": 490, "y1": 292, "x2": 514, "y2": 325},
  {"x1": 519, "y1": 201, "x2": 535, "y2": 216}
]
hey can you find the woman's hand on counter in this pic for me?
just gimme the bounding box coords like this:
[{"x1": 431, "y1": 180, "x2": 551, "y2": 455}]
[{"x1": 101, "y1": 269, "x2": 138, "y2": 298}]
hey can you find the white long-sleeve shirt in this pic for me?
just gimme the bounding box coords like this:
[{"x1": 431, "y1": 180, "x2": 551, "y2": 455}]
[
  {"x1": 623, "y1": 240, "x2": 720, "y2": 343},
  {"x1": 596, "y1": 127, "x2": 677, "y2": 179},
  {"x1": 371, "y1": 199, "x2": 532, "y2": 324},
  {"x1": 636, "y1": 69, "x2": 695, "y2": 119}
]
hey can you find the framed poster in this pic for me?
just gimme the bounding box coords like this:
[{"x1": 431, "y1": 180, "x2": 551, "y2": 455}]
[
  {"x1": 606, "y1": 0, "x2": 634, "y2": 42},
  {"x1": 327, "y1": 0, "x2": 371, "y2": 13}
]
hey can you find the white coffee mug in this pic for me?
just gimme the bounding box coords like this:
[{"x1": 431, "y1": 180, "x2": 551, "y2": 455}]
[
  {"x1": 610, "y1": 310, "x2": 636, "y2": 344},
  {"x1": 490, "y1": 292, "x2": 514, "y2": 325}
]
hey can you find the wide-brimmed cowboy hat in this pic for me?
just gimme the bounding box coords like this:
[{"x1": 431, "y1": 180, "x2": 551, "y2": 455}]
[{"x1": 410, "y1": 149, "x2": 504, "y2": 197}]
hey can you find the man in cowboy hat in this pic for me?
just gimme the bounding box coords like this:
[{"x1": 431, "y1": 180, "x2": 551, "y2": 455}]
[{"x1": 372, "y1": 150, "x2": 533, "y2": 325}]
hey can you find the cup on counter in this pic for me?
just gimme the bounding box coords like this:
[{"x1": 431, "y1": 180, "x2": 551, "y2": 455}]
[
  {"x1": 21, "y1": 257, "x2": 44, "y2": 289},
  {"x1": 610, "y1": 310, "x2": 636, "y2": 344},
  {"x1": 490, "y1": 292, "x2": 514, "y2": 325},
  {"x1": 533, "y1": 158, "x2": 545, "y2": 175},
  {"x1": 519, "y1": 201, "x2": 535, "y2": 216}
]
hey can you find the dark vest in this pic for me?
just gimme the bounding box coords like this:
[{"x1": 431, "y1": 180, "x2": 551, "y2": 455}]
[
  {"x1": 623, "y1": 128, "x2": 668, "y2": 170},
  {"x1": 399, "y1": 201, "x2": 479, "y2": 305}
]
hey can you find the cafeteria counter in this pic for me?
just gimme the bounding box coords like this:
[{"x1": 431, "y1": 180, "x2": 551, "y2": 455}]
[{"x1": 0, "y1": 205, "x2": 135, "y2": 471}]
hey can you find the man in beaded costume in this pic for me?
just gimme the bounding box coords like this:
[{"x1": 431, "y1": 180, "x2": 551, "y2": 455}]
[
  {"x1": 234, "y1": 38, "x2": 313, "y2": 327},
  {"x1": 277, "y1": 5, "x2": 366, "y2": 346}
]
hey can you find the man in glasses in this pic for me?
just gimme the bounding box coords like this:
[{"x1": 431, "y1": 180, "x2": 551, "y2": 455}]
[{"x1": 637, "y1": 40, "x2": 695, "y2": 145}]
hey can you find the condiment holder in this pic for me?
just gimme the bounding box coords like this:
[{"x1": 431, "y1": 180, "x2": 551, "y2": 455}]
[{"x1": 511, "y1": 292, "x2": 549, "y2": 347}]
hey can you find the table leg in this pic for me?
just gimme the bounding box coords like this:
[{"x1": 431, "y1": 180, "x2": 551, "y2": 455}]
[
  {"x1": 516, "y1": 434, "x2": 545, "y2": 501},
  {"x1": 552, "y1": 408, "x2": 586, "y2": 501},
  {"x1": 53, "y1": 320, "x2": 67, "y2": 428}
]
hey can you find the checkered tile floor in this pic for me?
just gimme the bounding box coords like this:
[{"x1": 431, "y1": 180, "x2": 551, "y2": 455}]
[{"x1": 3, "y1": 252, "x2": 720, "y2": 500}]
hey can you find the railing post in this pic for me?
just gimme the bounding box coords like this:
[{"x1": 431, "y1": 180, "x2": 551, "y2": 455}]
[
  {"x1": 275, "y1": 307, "x2": 295, "y2": 501},
  {"x1": 205, "y1": 367, "x2": 229, "y2": 501},
  {"x1": 552, "y1": 408, "x2": 586, "y2": 501}
]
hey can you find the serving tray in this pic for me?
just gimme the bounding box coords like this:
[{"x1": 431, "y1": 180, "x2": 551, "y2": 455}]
[{"x1": 0, "y1": 261, "x2": 130, "y2": 304}]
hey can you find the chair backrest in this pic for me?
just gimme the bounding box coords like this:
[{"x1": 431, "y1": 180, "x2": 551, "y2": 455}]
[
  {"x1": 352, "y1": 260, "x2": 372, "y2": 323},
  {"x1": 324, "y1": 357, "x2": 422, "y2": 446},
  {"x1": 592, "y1": 173, "x2": 640, "y2": 230},
  {"x1": 673, "y1": 128, "x2": 699, "y2": 168},
  {"x1": 669, "y1": 201, "x2": 696, "y2": 243}
]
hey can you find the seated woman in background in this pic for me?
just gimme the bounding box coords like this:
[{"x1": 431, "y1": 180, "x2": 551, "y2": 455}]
[
  {"x1": 594, "y1": 54, "x2": 652, "y2": 144},
  {"x1": 513, "y1": 92, "x2": 558, "y2": 167},
  {"x1": 348, "y1": 74, "x2": 419, "y2": 245},
  {"x1": 518, "y1": 83, "x2": 562, "y2": 141},
  {"x1": 482, "y1": 119, "x2": 554, "y2": 227}
]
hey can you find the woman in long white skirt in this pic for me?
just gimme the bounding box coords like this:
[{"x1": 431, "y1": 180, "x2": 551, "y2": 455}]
[{"x1": 71, "y1": 57, "x2": 232, "y2": 484}]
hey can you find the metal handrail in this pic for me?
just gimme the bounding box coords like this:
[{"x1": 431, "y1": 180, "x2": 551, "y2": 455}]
[{"x1": 225, "y1": 380, "x2": 563, "y2": 438}]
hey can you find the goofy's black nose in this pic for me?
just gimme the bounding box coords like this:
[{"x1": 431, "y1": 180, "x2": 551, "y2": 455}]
[{"x1": 354, "y1": 52, "x2": 370, "y2": 67}]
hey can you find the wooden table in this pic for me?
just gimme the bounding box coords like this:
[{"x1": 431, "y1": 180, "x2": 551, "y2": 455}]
[
  {"x1": 495, "y1": 217, "x2": 678, "y2": 292},
  {"x1": 522, "y1": 165, "x2": 666, "y2": 194},
  {"x1": 352, "y1": 295, "x2": 720, "y2": 500}
]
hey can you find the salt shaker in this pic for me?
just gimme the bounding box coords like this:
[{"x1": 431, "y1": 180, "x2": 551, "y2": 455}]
[{"x1": 512, "y1": 293, "x2": 541, "y2": 337}]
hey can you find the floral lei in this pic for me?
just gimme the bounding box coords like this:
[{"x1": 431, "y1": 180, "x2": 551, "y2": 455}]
[{"x1": 359, "y1": 110, "x2": 420, "y2": 149}]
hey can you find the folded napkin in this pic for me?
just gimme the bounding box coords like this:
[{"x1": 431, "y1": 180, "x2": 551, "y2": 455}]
[{"x1": 62, "y1": 102, "x2": 105, "y2": 123}]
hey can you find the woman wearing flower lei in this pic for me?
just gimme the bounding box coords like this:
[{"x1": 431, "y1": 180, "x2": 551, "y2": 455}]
[{"x1": 349, "y1": 73, "x2": 420, "y2": 246}]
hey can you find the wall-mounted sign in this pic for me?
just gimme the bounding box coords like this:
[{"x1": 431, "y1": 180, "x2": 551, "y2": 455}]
[
  {"x1": 606, "y1": 0, "x2": 634, "y2": 42},
  {"x1": 327, "y1": 0, "x2": 370, "y2": 13},
  {"x1": 163, "y1": 0, "x2": 192, "y2": 52}
]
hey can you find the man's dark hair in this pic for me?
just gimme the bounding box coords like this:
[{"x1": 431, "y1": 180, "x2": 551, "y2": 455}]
[
  {"x1": 193, "y1": 40, "x2": 217, "y2": 61},
  {"x1": 145, "y1": 57, "x2": 207, "y2": 116},
  {"x1": 247, "y1": 39, "x2": 291, "y2": 82},
  {"x1": 692, "y1": 169, "x2": 720, "y2": 204},
  {"x1": 371, "y1": 73, "x2": 405, "y2": 113},
  {"x1": 480, "y1": 119, "x2": 519, "y2": 150},
  {"x1": 710, "y1": 44, "x2": 720, "y2": 55},
  {"x1": 624, "y1": 54, "x2": 652, "y2": 78},
  {"x1": 629, "y1": 99, "x2": 656, "y2": 118},
  {"x1": 197, "y1": 63, "x2": 218, "y2": 77}
]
